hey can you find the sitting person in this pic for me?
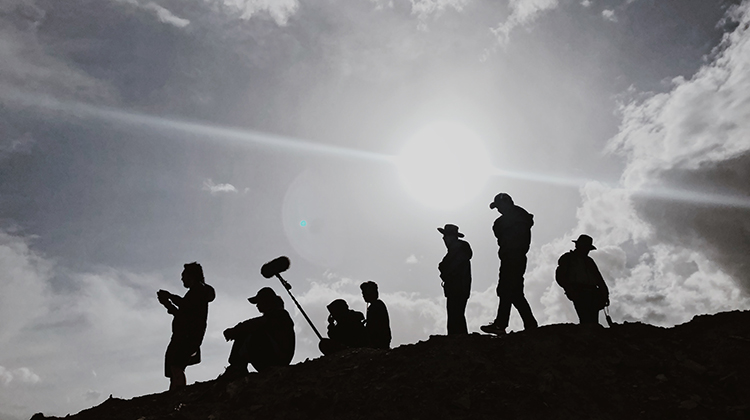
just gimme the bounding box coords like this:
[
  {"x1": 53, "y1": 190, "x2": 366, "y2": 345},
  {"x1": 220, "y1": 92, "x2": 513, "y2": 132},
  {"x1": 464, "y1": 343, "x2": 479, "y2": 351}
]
[
  {"x1": 221, "y1": 287, "x2": 295, "y2": 378},
  {"x1": 318, "y1": 299, "x2": 367, "y2": 355},
  {"x1": 360, "y1": 281, "x2": 391, "y2": 349}
]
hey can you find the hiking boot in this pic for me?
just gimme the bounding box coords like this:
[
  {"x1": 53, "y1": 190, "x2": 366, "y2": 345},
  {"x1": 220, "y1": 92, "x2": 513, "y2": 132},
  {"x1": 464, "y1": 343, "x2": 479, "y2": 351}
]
[{"x1": 480, "y1": 323, "x2": 506, "y2": 335}]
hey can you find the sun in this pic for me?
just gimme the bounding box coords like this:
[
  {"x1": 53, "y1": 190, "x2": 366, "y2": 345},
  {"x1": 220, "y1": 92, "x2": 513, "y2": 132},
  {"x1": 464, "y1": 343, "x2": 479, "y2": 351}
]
[{"x1": 397, "y1": 122, "x2": 492, "y2": 210}]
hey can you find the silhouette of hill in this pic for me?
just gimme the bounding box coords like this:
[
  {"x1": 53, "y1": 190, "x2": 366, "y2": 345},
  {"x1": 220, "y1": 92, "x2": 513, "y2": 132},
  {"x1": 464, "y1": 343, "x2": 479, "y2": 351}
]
[{"x1": 32, "y1": 311, "x2": 750, "y2": 420}]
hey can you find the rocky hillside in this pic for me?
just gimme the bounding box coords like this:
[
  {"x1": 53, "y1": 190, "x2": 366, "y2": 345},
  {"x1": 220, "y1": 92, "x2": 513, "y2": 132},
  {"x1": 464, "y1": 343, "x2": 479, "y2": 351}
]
[{"x1": 32, "y1": 311, "x2": 750, "y2": 420}]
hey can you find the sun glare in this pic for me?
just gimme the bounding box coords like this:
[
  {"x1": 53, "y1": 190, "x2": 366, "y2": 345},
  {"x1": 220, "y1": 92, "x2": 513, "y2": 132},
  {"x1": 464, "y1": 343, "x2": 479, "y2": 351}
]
[{"x1": 397, "y1": 122, "x2": 492, "y2": 210}]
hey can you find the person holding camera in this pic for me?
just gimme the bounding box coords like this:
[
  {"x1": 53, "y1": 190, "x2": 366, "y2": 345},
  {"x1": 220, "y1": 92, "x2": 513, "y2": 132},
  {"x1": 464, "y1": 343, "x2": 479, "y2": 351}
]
[
  {"x1": 157, "y1": 262, "x2": 215, "y2": 390},
  {"x1": 318, "y1": 299, "x2": 367, "y2": 355},
  {"x1": 555, "y1": 234, "x2": 610, "y2": 325}
]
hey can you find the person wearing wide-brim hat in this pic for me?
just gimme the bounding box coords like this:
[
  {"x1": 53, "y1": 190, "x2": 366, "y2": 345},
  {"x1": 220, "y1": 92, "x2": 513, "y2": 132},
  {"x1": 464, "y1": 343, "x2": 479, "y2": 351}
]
[
  {"x1": 220, "y1": 287, "x2": 295, "y2": 380},
  {"x1": 555, "y1": 234, "x2": 610, "y2": 325},
  {"x1": 438, "y1": 224, "x2": 473, "y2": 335}
]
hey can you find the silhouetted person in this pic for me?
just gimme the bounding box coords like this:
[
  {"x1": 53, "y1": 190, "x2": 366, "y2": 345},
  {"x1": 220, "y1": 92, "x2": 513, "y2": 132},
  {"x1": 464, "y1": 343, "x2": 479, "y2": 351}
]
[
  {"x1": 157, "y1": 262, "x2": 215, "y2": 390},
  {"x1": 438, "y1": 224, "x2": 473, "y2": 335},
  {"x1": 318, "y1": 299, "x2": 367, "y2": 355},
  {"x1": 360, "y1": 281, "x2": 392, "y2": 349},
  {"x1": 481, "y1": 193, "x2": 538, "y2": 335},
  {"x1": 556, "y1": 234, "x2": 610, "y2": 325},
  {"x1": 221, "y1": 287, "x2": 295, "y2": 378}
]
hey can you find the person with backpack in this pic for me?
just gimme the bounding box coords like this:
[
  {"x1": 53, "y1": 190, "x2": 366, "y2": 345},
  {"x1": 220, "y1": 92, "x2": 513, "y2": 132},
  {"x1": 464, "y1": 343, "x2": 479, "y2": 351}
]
[{"x1": 555, "y1": 234, "x2": 610, "y2": 325}]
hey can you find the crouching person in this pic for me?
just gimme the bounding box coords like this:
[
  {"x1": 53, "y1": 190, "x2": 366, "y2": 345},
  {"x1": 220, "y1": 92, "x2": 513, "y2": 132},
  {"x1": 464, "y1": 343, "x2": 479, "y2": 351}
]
[
  {"x1": 222, "y1": 287, "x2": 295, "y2": 379},
  {"x1": 318, "y1": 299, "x2": 367, "y2": 356}
]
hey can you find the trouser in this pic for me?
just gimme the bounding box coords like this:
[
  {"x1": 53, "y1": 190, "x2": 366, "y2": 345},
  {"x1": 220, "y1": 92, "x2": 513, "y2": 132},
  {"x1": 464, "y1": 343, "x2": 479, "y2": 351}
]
[
  {"x1": 446, "y1": 296, "x2": 469, "y2": 335},
  {"x1": 570, "y1": 288, "x2": 601, "y2": 325},
  {"x1": 494, "y1": 256, "x2": 537, "y2": 330},
  {"x1": 228, "y1": 331, "x2": 282, "y2": 373}
]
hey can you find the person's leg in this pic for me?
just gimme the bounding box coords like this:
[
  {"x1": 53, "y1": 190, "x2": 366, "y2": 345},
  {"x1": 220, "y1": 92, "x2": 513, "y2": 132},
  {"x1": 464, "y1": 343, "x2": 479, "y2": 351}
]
[
  {"x1": 495, "y1": 257, "x2": 530, "y2": 329},
  {"x1": 511, "y1": 290, "x2": 538, "y2": 330},
  {"x1": 168, "y1": 366, "x2": 186, "y2": 390},
  {"x1": 447, "y1": 297, "x2": 468, "y2": 335},
  {"x1": 573, "y1": 290, "x2": 599, "y2": 325},
  {"x1": 245, "y1": 332, "x2": 280, "y2": 373}
]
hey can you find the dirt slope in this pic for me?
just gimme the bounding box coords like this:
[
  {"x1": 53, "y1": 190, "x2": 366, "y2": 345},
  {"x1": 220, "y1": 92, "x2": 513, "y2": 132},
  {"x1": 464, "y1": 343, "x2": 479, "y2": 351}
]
[{"x1": 31, "y1": 310, "x2": 750, "y2": 420}]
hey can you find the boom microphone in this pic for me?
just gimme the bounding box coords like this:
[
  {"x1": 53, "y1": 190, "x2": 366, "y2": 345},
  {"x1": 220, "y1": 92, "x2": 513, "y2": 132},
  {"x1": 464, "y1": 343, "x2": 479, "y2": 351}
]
[{"x1": 261, "y1": 256, "x2": 290, "y2": 279}]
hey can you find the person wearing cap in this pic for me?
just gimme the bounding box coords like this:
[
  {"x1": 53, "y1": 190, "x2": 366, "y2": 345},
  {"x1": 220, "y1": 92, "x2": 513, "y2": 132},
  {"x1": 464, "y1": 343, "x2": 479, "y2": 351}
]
[
  {"x1": 555, "y1": 234, "x2": 610, "y2": 325},
  {"x1": 438, "y1": 224, "x2": 473, "y2": 335},
  {"x1": 157, "y1": 262, "x2": 216, "y2": 390},
  {"x1": 220, "y1": 287, "x2": 295, "y2": 378},
  {"x1": 319, "y1": 299, "x2": 367, "y2": 355},
  {"x1": 360, "y1": 281, "x2": 392, "y2": 349},
  {"x1": 481, "y1": 193, "x2": 538, "y2": 335}
]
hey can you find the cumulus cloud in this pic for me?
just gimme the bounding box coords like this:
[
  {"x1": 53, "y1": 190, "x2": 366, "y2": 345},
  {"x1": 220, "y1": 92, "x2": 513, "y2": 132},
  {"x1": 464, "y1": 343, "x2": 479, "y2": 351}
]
[
  {"x1": 602, "y1": 9, "x2": 616, "y2": 22},
  {"x1": 202, "y1": 179, "x2": 239, "y2": 195},
  {"x1": 529, "y1": 1, "x2": 750, "y2": 327},
  {"x1": 405, "y1": 254, "x2": 419, "y2": 264},
  {"x1": 491, "y1": 0, "x2": 559, "y2": 44}
]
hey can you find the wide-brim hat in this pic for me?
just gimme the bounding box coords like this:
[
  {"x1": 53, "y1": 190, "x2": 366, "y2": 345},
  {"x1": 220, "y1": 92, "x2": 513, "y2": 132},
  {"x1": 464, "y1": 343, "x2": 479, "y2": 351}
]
[
  {"x1": 438, "y1": 224, "x2": 464, "y2": 238},
  {"x1": 248, "y1": 286, "x2": 278, "y2": 304},
  {"x1": 489, "y1": 192, "x2": 513, "y2": 209},
  {"x1": 573, "y1": 234, "x2": 596, "y2": 250}
]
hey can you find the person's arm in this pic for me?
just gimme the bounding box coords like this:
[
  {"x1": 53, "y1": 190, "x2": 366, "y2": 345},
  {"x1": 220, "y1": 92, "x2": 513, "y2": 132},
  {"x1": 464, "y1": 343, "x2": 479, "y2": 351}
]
[
  {"x1": 224, "y1": 316, "x2": 265, "y2": 341},
  {"x1": 157, "y1": 290, "x2": 179, "y2": 315}
]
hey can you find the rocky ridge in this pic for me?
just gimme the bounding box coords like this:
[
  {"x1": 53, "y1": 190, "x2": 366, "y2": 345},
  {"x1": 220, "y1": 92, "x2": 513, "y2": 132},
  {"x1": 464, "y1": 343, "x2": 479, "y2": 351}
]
[{"x1": 32, "y1": 310, "x2": 750, "y2": 420}]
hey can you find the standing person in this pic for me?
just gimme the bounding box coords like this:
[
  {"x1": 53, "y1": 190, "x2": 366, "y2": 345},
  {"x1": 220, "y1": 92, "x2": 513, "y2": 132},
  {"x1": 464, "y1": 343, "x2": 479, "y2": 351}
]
[
  {"x1": 437, "y1": 224, "x2": 473, "y2": 335},
  {"x1": 360, "y1": 281, "x2": 392, "y2": 349},
  {"x1": 481, "y1": 193, "x2": 538, "y2": 335},
  {"x1": 318, "y1": 299, "x2": 367, "y2": 355},
  {"x1": 221, "y1": 287, "x2": 295, "y2": 378},
  {"x1": 157, "y1": 262, "x2": 215, "y2": 390},
  {"x1": 555, "y1": 234, "x2": 610, "y2": 325}
]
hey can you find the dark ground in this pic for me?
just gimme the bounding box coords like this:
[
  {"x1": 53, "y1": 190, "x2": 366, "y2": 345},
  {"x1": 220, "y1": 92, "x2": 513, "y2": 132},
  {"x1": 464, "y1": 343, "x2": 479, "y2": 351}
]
[{"x1": 32, "y1": 310, "x2": 750, "y2": 420}]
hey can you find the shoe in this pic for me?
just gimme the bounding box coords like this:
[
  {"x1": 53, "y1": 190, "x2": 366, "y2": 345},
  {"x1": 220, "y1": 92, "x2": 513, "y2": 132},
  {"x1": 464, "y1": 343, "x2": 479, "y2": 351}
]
[{"x1": 480, "y1": 323, "x2": 506, "y2": 335}]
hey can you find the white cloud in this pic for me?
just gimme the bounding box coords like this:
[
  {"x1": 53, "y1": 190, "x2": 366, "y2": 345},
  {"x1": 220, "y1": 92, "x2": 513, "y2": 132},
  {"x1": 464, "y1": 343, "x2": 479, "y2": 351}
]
[
  {"x1": 115, "y1": 0, "x2": 190, "y2": 27},
  {"x1": 216, "y1": 0, "x2": 299, "y2": 26},
  {"x1": 527, "y1": 1, "x2": 750, "y2": 327},
  {"x1": 405, "y1": 254, "x2": 419, "y2": 264},
  {"x1": 143, "y1": 2, "x2": 190, "y2": 27},
  {"x1": 609, "y1": 3, "x2": 750, "y2": 188},
  {"x1": 409, "y1": 0, "x2": 470, "y2": 29},
  {"x1": 491, "y1": 0, "x2": 559, "y2": 45},
  {"x1": 580, "y1": 0, "x2": 592, "y2": 7},
  {"x1": 602, "y1": 9, "x2": 616, "y2": 22},
  {"x1": 202, "y1": 179, "x2": 239, "y2": 195}
]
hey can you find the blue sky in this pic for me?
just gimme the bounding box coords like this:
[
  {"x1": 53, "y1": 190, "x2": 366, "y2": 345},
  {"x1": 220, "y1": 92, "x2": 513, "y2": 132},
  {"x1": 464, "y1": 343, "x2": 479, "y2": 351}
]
[{"x1": 1, "y1": 0, "x2": 750, "y2": 418}]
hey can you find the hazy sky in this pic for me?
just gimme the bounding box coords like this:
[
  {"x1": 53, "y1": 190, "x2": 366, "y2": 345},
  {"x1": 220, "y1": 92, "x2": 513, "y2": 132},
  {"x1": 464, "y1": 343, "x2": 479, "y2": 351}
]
[{"x1": 2, "y1": 0, "x2": 750, "y2": 418}]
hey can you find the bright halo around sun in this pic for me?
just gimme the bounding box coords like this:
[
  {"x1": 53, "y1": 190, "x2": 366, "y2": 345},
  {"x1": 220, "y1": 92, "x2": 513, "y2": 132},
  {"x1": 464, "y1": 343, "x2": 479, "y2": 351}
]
[{"x1": 397, "y1": 122, "x2": 492, "y2": 210}]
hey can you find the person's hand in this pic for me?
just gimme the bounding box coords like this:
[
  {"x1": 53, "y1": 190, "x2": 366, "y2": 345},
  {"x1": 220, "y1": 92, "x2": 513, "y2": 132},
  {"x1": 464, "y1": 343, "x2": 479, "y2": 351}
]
[{"x1": 157, "y1": 290, "x2": 170, "y2": 304}]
